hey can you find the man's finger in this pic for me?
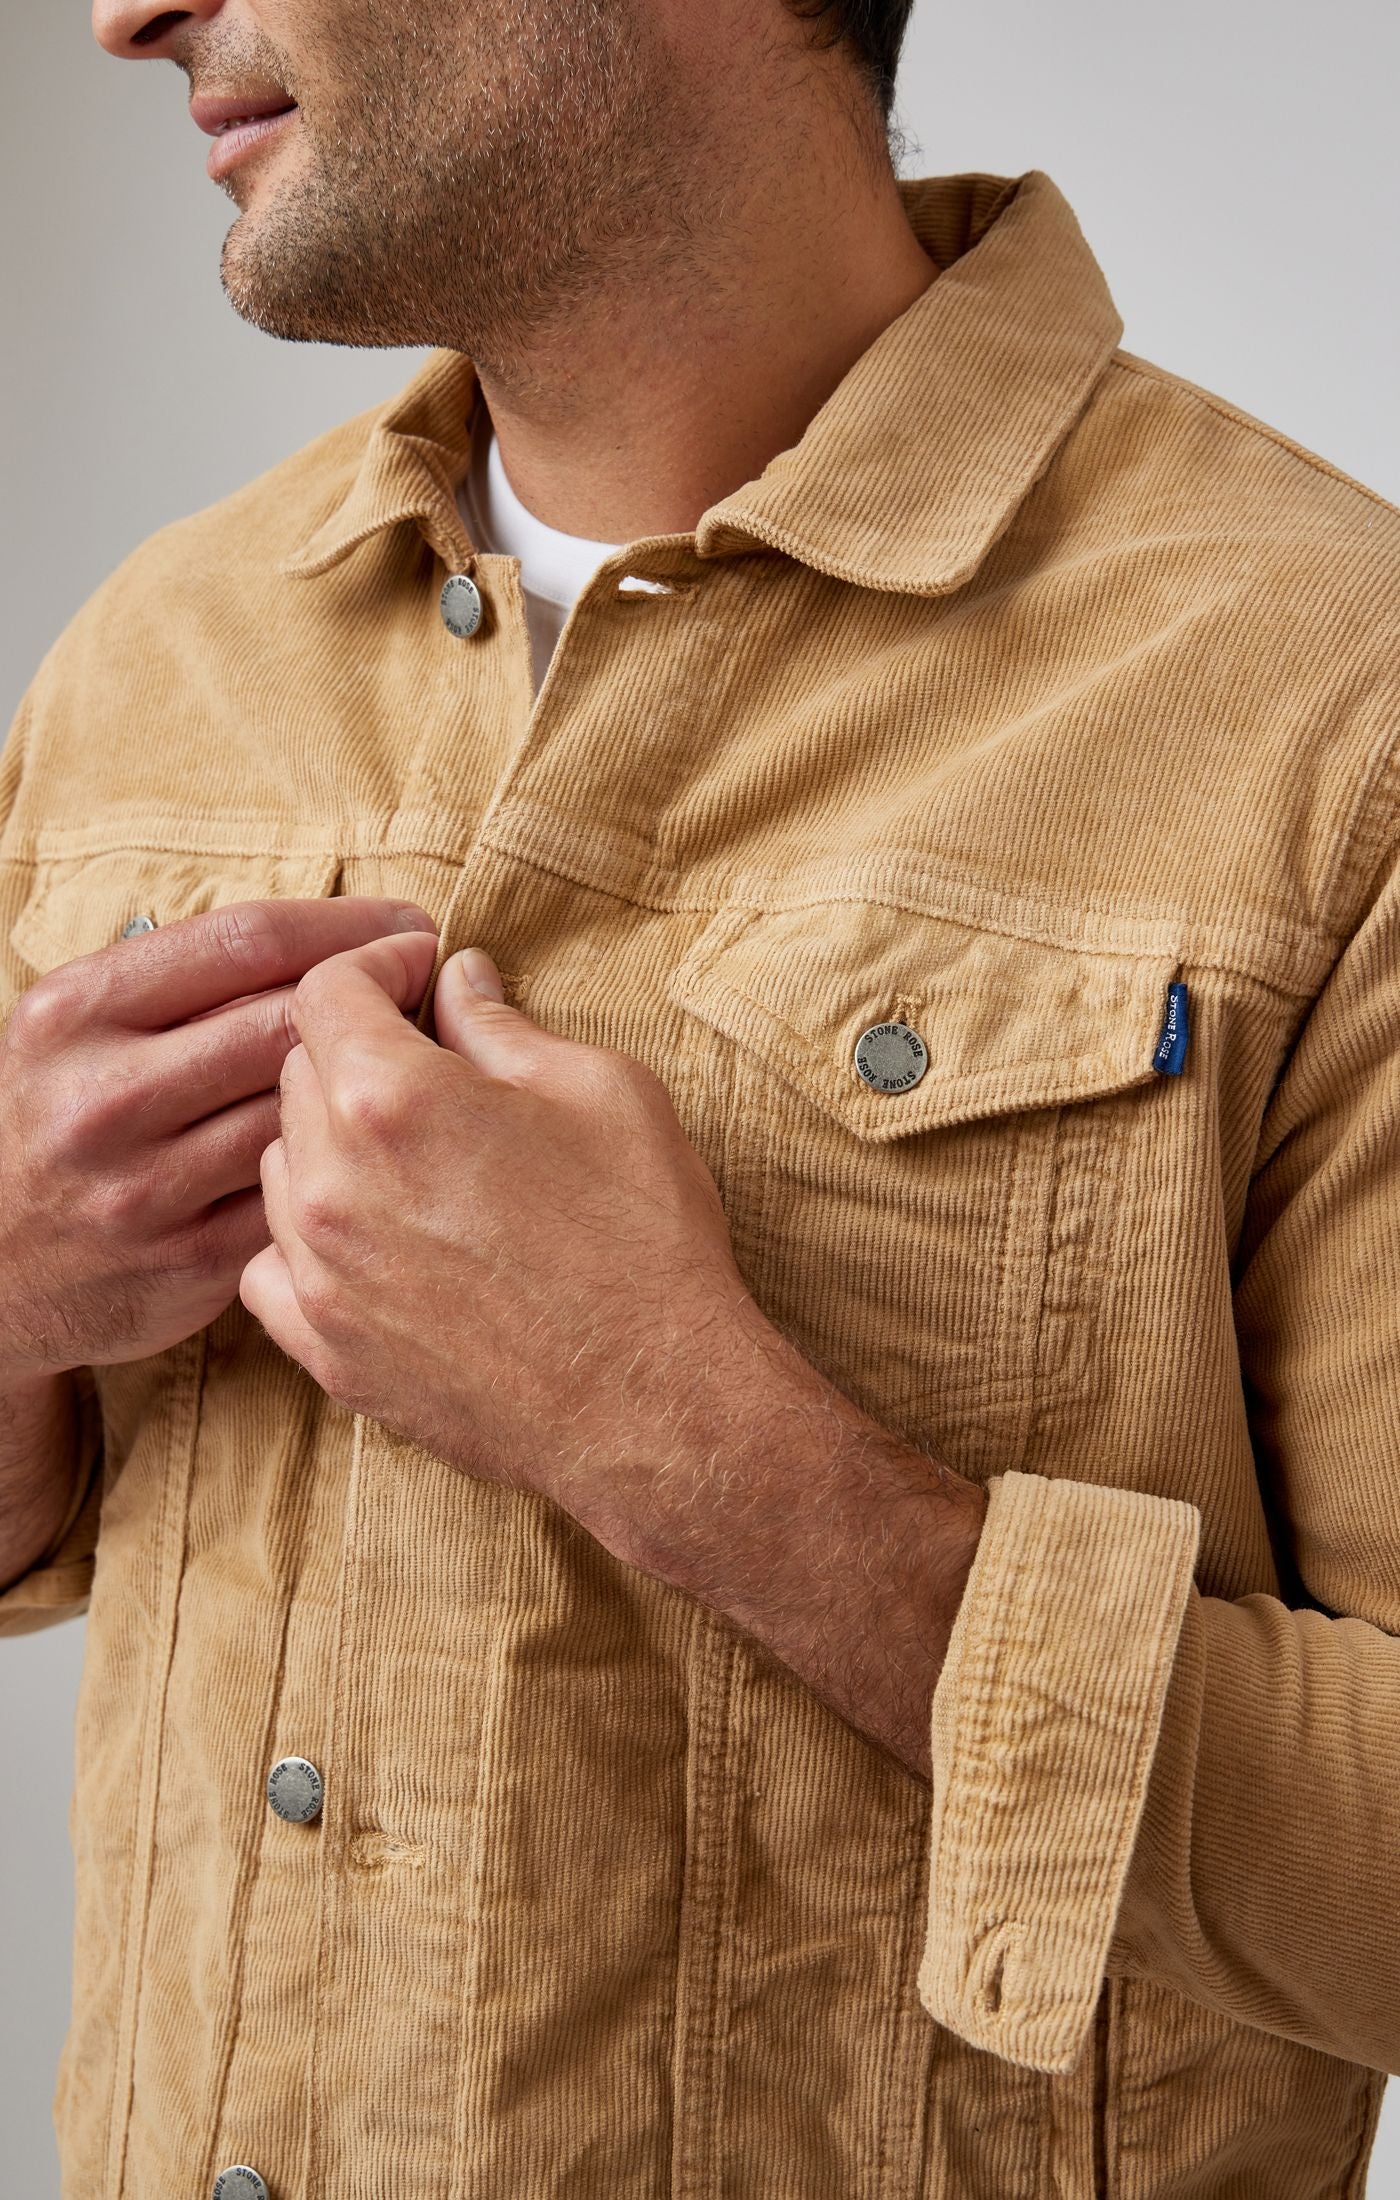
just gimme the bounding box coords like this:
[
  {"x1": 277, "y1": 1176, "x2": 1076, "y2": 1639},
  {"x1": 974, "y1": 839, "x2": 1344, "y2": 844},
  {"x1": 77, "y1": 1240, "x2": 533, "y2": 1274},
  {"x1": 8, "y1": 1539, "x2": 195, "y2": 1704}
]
[
  {"x1": 67, "y1": 896, "x2": 439, "y2": 1033},
  {"x1": 289, "y1": 929, "x2": 441, "y2": 1090},
  {"x1": 86, "y1": 981, "x2": 305, "y2": 1140},
  {"x1": 431, "y1": 947, "x2": 569, "y2": 1079},
  {"x1": 276, "y1": 1040, "x2": 330, "y2": 1174},
  {"x1": 259, "y1": 1134, "x2": 294, "y2": 1251},
  {"x1": 239, "y1": 1239, "x2": 321, "y2": 1370}
]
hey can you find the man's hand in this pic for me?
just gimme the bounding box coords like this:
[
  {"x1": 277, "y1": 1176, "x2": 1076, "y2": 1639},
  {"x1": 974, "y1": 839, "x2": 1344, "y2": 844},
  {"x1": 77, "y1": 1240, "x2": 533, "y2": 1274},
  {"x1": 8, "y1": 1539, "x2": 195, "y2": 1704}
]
[
  {"x1": 240, "y1": 931, "x2": 761, "y2": 1558},
  {"x1": 242, "y1": 933, "x2": 989, "y2": 1782},
  {"x1": 0, "y1": 894, "x2": 439, "y2": 1385}
]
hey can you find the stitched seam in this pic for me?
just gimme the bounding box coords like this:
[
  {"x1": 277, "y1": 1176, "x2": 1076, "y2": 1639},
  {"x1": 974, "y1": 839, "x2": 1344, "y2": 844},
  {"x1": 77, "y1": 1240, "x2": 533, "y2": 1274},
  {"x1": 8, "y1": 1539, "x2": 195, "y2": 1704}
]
[
  {"x1": 1108, "y1": 354, "x2": 1400, "y2": 524},
  {"x1": 301, "y1": 1411, "x2": 374, "y2": 2200},
  {"x1": 1316, "y1": 715, "x2": 1400, "y2": 938},
  {"x1": 872, "y1": 1798, "x2": 931, "y2": 2200},
  {"x1": 1009, "y1": 1115, "x2": 1074, "y2": 1446},
  {"x1": 3, "y1": 837, "x2": 1338, "y2": 987},
  {"x1": 670, "y1": 1616, "x2": 739, "y2": 2200},
  {"x1": 675, "y1": 908, "x2": 762, "y2": 989},
  {"x1": 1, "y1": 833, "x2": 475, "y2": 878},
  {"x1": 9, "y1": 831, "x2": 360, "y2": 857},
  {"x1": 480, "y1": 818, "x2": 1342, "y2": 971},
  {"x1": 990, "y1": 1117, "x2": 1028, "y2": 1412},
  {"x1": 707, "y1": 1645, "x2": 741, "y2": 2198},
  {"x1": 449, "y1": 1494, "x2": 533, "y2": 2194},
  {"x1": 108, "y1": 1329, "x2": 207, "y2": 2199},
  {"x1": 201, "y1": 1379, "x2": 323, "y2": 2191},
  {"x1": 1339, "y1": 2068, "x2": 1387, "y2": 2199},
  {"x1": 526, "y1": 841, "x2": 1329, "y2": 987},
  {"x1": 933, "y1": 1481, "x2": 1019, "y2": 2011},
  {"x1": 101, "y1": 1455, "x2": 166, "y2": 2199},
  {"x1": 725, "y1": 892, "x2": 1180, "y2": 956}
]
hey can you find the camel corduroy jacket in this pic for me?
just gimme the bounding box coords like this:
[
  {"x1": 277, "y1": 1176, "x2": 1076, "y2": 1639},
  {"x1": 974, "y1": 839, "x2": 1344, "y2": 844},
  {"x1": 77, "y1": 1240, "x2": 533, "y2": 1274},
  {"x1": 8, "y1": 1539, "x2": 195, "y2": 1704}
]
[{"x1": 3, "y1": 168, "x2": 1400, "y2": 2199}]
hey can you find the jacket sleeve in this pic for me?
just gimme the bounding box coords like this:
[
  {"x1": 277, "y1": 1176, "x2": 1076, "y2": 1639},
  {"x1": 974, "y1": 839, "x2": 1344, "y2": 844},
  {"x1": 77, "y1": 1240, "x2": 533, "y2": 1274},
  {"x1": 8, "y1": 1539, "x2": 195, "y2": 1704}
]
[
  {"x1": 0, "y1": 1367, "x2": 104, "y2": 1636},
  {"x1": 917, "y1": 802, "x2": 1400, "y2": 2080},
  {"x1": 0, "y1": 689, "x2": 105, "y2": 1638}
]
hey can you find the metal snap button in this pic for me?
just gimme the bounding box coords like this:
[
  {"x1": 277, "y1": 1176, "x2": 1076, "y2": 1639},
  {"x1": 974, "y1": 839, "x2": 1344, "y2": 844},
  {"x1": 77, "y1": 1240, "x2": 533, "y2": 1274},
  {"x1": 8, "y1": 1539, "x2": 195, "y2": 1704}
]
[
  {"x1": 267, "y1": 1756, "x2": 324, "y2": 1824},
  {"x1": 853, "y1": 1020, "x2": 929, "y2": 1093},
  {"x1": 212, "y1": 2168, "x2": 269, "y2": 2200},
  {"x1": 439, "y1": 572, "x2": 483, "y2": 638},
  {"x1": 120, "y1": 913, "x2": 157, "y2": 937}
]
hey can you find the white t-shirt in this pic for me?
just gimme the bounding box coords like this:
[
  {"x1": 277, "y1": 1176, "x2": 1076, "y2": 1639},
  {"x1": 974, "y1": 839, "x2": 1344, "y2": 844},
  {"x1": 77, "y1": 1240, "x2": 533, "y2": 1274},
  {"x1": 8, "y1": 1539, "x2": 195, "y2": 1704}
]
[{"x1": 455, "y1": 397, "x2": 625, "y2": 695}]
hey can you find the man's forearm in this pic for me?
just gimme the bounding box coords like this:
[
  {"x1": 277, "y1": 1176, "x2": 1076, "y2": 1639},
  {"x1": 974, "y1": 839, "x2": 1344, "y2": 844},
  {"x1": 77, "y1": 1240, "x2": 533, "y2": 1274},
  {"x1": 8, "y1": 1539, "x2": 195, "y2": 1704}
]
[
  {"x1": 706, "y1": 1410, "x2": 987, "y2": 1786},
  {"x1": 607, "y1": 1302, "x2": 989, "y2": 1787},
  {"x1": 0, "y1": 1367, "x2": 82, "y2": 1595}
]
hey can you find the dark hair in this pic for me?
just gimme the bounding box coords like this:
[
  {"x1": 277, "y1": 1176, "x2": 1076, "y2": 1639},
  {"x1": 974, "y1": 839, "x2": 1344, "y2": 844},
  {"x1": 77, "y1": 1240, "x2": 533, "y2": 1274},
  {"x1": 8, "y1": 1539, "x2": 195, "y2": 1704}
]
[{"x1": 781, "y1": 0, "x2": 916, "y2": 128}]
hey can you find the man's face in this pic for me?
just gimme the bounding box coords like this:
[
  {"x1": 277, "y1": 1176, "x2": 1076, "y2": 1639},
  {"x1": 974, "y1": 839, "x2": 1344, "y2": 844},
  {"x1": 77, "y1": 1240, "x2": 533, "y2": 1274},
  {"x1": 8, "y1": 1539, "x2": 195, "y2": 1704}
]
[{"x1": 93, "y1": 0, "x2": 719, "y2": 357}]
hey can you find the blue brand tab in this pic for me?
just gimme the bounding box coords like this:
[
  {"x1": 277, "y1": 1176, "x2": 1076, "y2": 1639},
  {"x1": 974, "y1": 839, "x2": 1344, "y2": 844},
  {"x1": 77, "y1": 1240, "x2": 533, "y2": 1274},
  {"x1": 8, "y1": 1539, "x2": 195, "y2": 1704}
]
[{"x1": 1152, "y1": 981, "x2": 1189, "y2": 1075}]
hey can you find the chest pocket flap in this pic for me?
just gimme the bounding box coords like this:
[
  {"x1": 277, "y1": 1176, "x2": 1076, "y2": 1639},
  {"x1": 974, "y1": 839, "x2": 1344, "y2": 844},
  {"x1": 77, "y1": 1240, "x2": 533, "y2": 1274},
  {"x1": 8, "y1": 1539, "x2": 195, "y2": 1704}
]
[
  {"x1": 9, "y1": 847, "x2": 343, "y2": 982},
  {"x1": 668, "y1": 899, "x2": 1184, "y2": 1140}
]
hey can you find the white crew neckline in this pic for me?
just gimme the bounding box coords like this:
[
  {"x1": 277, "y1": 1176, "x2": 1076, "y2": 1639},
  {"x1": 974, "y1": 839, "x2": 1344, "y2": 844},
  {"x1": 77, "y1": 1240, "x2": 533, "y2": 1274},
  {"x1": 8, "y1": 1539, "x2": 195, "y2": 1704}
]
[{"x1": 459, "y1": 397, "x2": 624, "y2": 608}]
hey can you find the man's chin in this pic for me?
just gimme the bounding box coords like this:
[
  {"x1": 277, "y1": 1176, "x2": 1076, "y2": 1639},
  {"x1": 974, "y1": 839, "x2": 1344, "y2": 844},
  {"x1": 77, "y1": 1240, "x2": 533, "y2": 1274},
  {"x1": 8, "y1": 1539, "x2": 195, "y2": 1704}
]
[
  {"x1": 218, "y1": 234, "x2": 416, "y2": 349},
  {"x1": 218, "y1": 242, "x2": 314, "y2": 342}
]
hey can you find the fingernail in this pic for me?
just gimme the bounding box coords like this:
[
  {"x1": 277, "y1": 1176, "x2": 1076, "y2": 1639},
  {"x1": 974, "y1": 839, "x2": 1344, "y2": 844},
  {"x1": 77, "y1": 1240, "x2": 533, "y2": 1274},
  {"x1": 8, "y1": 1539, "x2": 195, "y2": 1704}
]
[
  {"x1": 393, "y1": 902, "x2": 438, "y2": 932},
  {"x1": 453, "y1": 947, "x2": 506, "y2": 1002}
]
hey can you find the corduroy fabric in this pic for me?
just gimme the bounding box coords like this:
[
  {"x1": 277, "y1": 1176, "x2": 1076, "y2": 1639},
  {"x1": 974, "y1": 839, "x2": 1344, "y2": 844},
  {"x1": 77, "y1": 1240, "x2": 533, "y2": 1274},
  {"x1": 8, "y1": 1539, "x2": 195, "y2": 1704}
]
[{"x1": 2, "y1": 168, "x2": 1399, "y2": 2198}]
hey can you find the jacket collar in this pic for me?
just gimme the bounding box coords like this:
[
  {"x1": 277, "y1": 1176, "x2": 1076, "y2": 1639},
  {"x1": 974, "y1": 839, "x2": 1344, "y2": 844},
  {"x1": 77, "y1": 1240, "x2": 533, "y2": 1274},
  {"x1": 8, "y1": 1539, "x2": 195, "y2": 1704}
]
[{"x1": 280, "y1": 168, "x2": 1122, "y2": 597}]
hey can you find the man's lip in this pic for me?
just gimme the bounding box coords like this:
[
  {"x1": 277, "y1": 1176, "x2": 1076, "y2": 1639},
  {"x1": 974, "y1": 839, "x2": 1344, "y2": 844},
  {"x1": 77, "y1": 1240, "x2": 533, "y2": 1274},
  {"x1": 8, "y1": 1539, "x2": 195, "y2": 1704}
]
[
  {"x1": 190, "y1": 92, "x2": 298, "y2": 137},
  {"x1": 205, "y1": 107, "x2": 298, "y2": 184}
]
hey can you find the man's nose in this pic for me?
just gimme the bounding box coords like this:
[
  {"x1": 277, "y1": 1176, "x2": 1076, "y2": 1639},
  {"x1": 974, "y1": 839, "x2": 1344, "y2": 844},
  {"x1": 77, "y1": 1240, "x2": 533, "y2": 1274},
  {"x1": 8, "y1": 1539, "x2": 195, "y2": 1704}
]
[{"x1": 91, "y1": 1, "x2": 222, "y2": 60}]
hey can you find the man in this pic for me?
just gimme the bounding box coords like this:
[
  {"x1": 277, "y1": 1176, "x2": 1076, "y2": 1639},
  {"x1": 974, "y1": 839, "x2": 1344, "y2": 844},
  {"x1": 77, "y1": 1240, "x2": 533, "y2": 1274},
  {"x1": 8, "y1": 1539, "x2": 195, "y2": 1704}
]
[{"x1": 2, "y1": 0, "x2": 1398, "y2": 2193}]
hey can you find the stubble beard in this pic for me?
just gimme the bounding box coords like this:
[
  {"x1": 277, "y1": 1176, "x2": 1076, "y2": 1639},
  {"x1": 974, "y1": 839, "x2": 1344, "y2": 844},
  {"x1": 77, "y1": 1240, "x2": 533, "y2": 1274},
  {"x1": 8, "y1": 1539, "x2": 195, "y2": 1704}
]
[{"x1": 216, "y1": 0, "x2": 714, "y2": 362}]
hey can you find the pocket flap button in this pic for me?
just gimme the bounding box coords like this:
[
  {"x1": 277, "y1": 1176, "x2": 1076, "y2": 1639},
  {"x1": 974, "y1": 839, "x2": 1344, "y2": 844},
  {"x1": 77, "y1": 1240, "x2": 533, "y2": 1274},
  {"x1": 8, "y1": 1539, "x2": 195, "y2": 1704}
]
[{"x1": 854, "y1": 1020, "x2": 929, "y2": 1094}]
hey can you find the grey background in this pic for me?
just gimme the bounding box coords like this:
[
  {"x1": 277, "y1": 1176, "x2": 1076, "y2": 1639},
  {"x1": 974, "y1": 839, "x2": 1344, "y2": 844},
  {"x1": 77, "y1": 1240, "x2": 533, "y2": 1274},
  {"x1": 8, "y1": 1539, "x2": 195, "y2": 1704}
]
[{"x1": 4, "y1": 3, "x2": 1398, "y2": 2192}]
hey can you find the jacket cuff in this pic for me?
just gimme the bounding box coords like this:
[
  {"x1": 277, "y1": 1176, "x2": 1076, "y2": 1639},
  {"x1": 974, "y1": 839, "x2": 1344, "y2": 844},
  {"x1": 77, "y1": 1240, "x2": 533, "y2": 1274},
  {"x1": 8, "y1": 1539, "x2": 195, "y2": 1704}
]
[
  {"x1": 916, "y1": 1468, "x2": 1200, "y2": 2074},
  {"x1": 0, "y1": 1369, "x2": 103, "y2": 1638}
]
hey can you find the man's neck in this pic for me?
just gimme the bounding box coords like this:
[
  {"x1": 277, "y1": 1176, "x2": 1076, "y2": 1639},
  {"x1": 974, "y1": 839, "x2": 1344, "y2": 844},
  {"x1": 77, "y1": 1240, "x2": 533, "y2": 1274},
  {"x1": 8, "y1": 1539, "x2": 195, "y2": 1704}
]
[{"x1": 468, "y1": 143, "x2": 938, "y2": 547}]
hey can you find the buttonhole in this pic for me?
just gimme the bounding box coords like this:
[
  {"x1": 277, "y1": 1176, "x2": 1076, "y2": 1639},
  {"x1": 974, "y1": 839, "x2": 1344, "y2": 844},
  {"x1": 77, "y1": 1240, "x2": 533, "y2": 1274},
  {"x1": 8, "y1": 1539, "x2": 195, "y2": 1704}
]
[{"x1": 346, "y1": 1828, "x2": 428, "y2": 1873}]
